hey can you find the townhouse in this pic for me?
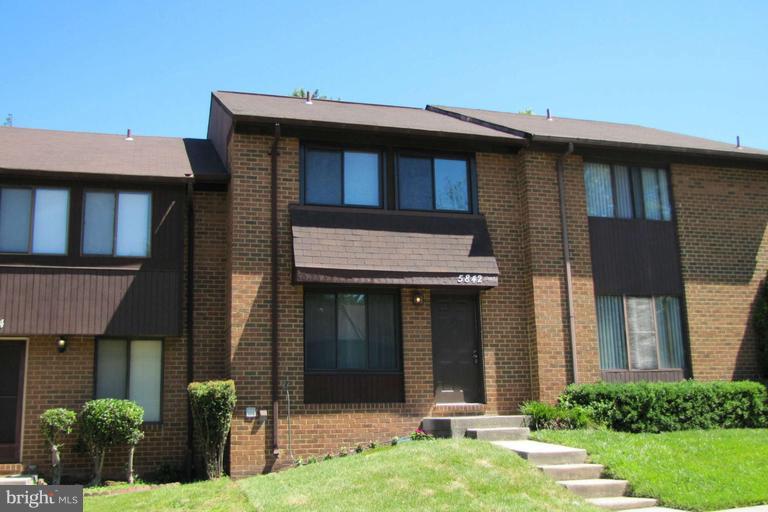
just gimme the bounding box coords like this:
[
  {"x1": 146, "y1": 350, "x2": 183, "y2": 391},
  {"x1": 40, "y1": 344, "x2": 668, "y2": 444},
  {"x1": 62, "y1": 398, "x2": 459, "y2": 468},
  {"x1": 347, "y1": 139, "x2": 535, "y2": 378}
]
[{"x1": 1, "y1": 91, "x2": 766, "y2": 478}]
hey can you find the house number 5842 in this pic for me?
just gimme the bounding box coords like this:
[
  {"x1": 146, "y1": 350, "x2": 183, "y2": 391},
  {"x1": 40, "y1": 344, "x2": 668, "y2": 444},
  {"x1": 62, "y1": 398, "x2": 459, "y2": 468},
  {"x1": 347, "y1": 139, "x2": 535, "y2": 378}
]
[{"x1": 457, "y1": 274, "x2": 483, "y2": 284}]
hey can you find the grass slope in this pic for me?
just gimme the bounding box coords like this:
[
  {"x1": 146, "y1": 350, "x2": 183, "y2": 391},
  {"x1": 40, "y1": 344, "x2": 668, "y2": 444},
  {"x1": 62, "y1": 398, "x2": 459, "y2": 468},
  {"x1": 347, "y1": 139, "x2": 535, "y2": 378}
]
[
  {"x1": 86, "y1": 440, "x2": 599, "y2": 512},
  {"x1": 533, "y1": 429, "x2": 768, "y2": 512}
]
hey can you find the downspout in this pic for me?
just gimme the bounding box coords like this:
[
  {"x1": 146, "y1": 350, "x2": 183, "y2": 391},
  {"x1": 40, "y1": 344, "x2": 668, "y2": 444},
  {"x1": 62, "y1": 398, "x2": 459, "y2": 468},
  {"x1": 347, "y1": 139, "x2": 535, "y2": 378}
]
[
  {"x1": 270, "y1": 123, "x2": 281, "y2": 456},
  {"x1": 185, "y1": 179, "x2": 195, "y2": 477},
  {"x1": 556, "y1": 142, "x2": 579, "y2": 384}
]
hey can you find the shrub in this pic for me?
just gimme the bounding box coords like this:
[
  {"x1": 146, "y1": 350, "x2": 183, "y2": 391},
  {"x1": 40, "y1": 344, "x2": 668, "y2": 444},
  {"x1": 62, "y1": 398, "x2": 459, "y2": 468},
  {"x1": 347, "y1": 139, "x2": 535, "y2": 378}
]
[
  {"x1": 410, "y1": 428, "x2": 435, "y2": 441},
  {"x1": 520, "y1": 401, "x2": 592, "y2": 430},
  {"x1": 39, "y1": 408, "x2": 77, "y2": 484},
  {"x1": 559, "y1": 380, "x2": 768, "y2": 433},
  {"x1": 188, "y1": 380, "x2": 236, "y2": 479},
  {"x1": 79, "y1": 399, "x2": 144, "y2": 486},
  {"x1": 753, "y1": 271, "x2": 768, "y2": 377}
]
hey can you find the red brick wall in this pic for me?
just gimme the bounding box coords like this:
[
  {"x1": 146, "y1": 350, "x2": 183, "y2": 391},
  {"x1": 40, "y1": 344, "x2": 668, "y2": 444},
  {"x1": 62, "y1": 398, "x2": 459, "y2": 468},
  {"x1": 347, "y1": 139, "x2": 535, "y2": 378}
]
[
  {"x1": 18, "y1": 336, "x2": 187, "y2": 481},
  {"x1": 672, "y1": 163, "x2": 768, "y2": 379}
]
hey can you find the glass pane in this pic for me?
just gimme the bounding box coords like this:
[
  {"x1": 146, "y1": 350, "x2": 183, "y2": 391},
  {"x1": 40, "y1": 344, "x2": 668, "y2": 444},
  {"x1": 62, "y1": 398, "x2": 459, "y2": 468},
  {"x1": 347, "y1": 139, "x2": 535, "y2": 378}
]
[
  {"x1": 129, "y1": 340, "x2": 162, "y2": 422},
  {"x1": 96, "y1": 339, "x2": 128, "y2": 399},
  {"x1": 337, "y1": 294, "x2": 366, "y2": 369},
  {"x1": 641, "y1": 168, "x2": 662, "y2": 220},
  {"x1": 83, "y1": 192, "x2": 115, "y2": 255},
  {"x1": 626, "y1": 297, "x2": 659, "y2": 370},
  {"x1": 115, "y1": 192, "x2": 151, "y2": 257},
  {"x1": 435, "y1": 159, "x2": 469, "y2": 211},
  {"x1": 368, "y1": 294, "x2": 397, "y2": 370},
  {"x1": 31, "y1": 188, "x2": 69, "y2": 254},
  {"x1": 657, "y1": 297, "x2": 685, "y2": 368},
  {"x1": 658, "y1": 168, "x2": 672, "y2": 221},
  {"x1": 305, "y1": 293, "x2": 336, "y2": 370},
  {"x1": 398, "y1": 156, "x2": 433, "y2": 210},
  {"x1": 596, "y1": 296, "x2": 628, "y2": 369},
  {"x1": 613, "y1": 165, "x2": 634, "y2": 219},
  {"x1": 305, "y1": 149, "x2": 342, "y2": 205},
  {"x1": 583, "y1": 163, "x2": 614, "y2": 217},
  {"x1": 343, "y1": 151, "x2": 380, "y2": 206},
  {"x1": 0, "y1": 188, "x2": 32, "y2": 252}
]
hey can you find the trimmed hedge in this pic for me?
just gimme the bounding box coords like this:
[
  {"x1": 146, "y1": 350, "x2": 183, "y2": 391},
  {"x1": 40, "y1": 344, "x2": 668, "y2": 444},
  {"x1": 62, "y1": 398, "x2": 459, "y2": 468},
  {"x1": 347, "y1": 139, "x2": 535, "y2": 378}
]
[
  {"x1": 520, "y1": 401, "x2": 592, "y2": 430},
  {"x1": 559, "y1": 380, "x2": 768, "y2": 433},
  {"x1": 188, "y1": 380, "x2": 236, "y2": 479}
]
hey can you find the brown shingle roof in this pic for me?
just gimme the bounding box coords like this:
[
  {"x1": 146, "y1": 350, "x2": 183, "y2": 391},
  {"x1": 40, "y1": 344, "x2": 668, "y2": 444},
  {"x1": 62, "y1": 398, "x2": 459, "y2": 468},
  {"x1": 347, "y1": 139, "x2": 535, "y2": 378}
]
[
  {"x1": 291, "y1": 206, "x2": 499, "y2": 287},
  {"x1": 0, "y1": 126, "x2": 226, "y2": 181},
  {"x1": 428, "y1": 105, "x2": 768, "y2": 160},
  {"x1": 213, "y1": 91, "x2": 525, "y2": 143}
]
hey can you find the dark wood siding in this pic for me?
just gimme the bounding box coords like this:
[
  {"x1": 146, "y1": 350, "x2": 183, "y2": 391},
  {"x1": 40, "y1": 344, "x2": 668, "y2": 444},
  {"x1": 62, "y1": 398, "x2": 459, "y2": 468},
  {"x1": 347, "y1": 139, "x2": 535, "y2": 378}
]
[
  {"x1": 0, "y1": 179, "x2": 184, "y2": 336},
  {"x1": 589, "y1": 217, "x2": 682, "y2": 296},
  {"x1": 601, "y1": 369, "x2": 685, "y2": 383},
  {"x1": 304, "y1": 373, "x2": 404, "y2": 404}
]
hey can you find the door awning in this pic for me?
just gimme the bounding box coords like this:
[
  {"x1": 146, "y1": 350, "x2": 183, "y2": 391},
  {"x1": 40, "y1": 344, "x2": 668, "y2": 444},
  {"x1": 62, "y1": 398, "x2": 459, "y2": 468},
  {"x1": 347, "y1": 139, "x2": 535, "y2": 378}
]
[{"x1": 290, "y1": 206, "x2": 499, "y2": 288}]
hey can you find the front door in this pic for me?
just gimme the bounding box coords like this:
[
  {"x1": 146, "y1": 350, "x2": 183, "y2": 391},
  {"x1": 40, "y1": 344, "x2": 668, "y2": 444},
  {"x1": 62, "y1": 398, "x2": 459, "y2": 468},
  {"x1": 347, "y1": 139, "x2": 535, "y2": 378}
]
[
  {"x1": 431, "y1": 293, "x2": 483, "y2": 403},
  {"x1": 0, "y1": 340, "x2": 26, "y2": 463}
]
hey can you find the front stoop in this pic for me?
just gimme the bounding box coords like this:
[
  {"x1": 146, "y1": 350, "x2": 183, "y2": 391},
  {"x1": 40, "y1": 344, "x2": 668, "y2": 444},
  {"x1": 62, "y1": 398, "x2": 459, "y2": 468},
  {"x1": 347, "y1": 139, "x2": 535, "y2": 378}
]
[{"x1": 420, "y1": 415, "x2": 528, "y2": 439}]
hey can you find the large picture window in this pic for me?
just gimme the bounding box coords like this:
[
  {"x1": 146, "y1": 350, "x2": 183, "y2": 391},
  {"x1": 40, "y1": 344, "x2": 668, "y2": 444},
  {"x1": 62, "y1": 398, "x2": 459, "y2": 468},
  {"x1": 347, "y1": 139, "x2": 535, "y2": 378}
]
[
  {"x1": 0, "y1": 186, "x2": 69, "y2": 254},
  {"x1": 304, "y1": 148, "x2": 382, "y2": 207},
  {"x1": 397, "y1": 155, "x2": 470, "y2": 212},
  {"x1": 584, "y1": 163, "x2": 671, "y2": 221},
  {"x1": 95, "y1": 338, "x2": 163, "y2": 422},
  {"x1": 83, "y1": 191, "x2": 152, "y2": 257},
  {"x1": 304, "y1": 290, "x2": 400, "y2": 371},
  {"x1": 596, "y1": 295, "x2": 685, "y2": 370}
]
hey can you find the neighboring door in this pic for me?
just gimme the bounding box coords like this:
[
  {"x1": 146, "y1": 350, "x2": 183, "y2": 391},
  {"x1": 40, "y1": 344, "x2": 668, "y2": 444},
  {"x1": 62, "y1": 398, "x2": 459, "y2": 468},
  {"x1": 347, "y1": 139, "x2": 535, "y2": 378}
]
[
  {"x1": 431, "y1": 293, "x2": 484, "y2": 403},
  {"x1": 0, "y1": 340, "x2": 26, "y2": 463}
]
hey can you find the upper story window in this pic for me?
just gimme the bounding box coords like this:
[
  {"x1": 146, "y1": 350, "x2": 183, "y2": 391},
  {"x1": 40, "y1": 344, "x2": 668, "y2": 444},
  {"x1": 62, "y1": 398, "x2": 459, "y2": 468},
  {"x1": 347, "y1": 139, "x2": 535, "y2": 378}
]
[
  {"x1": 397, "y1": 155, "x2": 470, "y2": 212},
  {"x1": 584, "y1": 163, "x2": 672, "y2": 221},
  {"x1": 83, "y1": 190, "x2": 152, "y2": 257},
  {"x1": 0, "y1": 186, "x2": 70, "y2": 254},
  {"x1": 304, "y1": 147, "x2": 382, "y2": 207}
]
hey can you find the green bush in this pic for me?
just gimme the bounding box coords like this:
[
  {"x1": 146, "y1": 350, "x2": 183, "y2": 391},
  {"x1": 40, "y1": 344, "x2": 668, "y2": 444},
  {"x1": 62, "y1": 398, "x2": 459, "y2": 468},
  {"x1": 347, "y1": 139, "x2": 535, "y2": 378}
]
[
  {"x1": 79, "y1": 399, "x2": 144, "y2": 486},
  {"x1": 520, "y1": 401, "x2": 592, "y2": 430},
  {"x1": 40, "y1": 408, "x2": 77, "y2": 484},
  {"x1": 188, "y1": 380, "x2": 236, "y2": 479},
  {"x1": 559, "y1": 380, "x2": 768, "y2": 433},
  {"x1": 753, "y1": 271, "x2": 768, "y2": 377}
]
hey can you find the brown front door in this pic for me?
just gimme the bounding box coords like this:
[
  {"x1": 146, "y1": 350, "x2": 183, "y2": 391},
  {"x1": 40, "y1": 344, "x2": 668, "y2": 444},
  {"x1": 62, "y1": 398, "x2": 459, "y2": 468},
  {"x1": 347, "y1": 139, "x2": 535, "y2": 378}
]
[
  {"x1": 431, "y1": 293, "x2": 483, "y2": 403},
  {"x1": 0, "y1": 340, "x2": 26, "y2": 463}
]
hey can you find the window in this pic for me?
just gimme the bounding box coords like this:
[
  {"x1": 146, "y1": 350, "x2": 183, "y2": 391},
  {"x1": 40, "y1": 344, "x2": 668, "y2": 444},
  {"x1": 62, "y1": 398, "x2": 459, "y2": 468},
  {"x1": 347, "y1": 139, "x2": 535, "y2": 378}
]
[
  {"x1": 596, "y1": 295, "x2": 685, "y2": 370},
  {"x1": 83, "y1": 191, "x2": 152, "y2": 257},
  {"x1": 398, "y1": 155, "x2": 470, "y2": 212},
  {"x1": 304, "y1": 148, "x2": 381, "y2": 207},
  {"x1": 584, "y1": 163, "x2": 671, "y2": 220},
  {"x1": 0, "y1": 187, "x2": 69, "y2": 254},
  {"x1": 304, "y1": 290, "x2": 400, "y2": 371},
  {"x1": 95, "y1": 339, "x2": 162, "y2": 422}
]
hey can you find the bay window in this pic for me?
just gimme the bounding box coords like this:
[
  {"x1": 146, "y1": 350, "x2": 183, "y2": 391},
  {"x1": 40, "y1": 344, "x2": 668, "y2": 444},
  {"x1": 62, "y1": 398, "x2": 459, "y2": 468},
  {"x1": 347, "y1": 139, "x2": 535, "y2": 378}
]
[
  {"x1": 596, "y1": 295, "x2": 686, "y2": 371},
  {"x1": 0, "y1": 186, "x2": 69, "y2": 254}
]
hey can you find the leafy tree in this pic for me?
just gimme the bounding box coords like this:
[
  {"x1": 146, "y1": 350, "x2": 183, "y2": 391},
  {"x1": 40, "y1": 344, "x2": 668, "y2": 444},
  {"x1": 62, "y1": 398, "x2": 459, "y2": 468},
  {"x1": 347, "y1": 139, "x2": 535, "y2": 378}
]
[
  {"x1": 291, "y1": 88, "x2": 340, "y2": 101},
  {"x1": 518, "y1": 108, "x2": 534, "y2": 115},
  {"x1": 188, "y1": 380, "x2": 236, "y2": 479},
  {"x1": 39, "y1": 408, "x2": 77, "y2": 484}
]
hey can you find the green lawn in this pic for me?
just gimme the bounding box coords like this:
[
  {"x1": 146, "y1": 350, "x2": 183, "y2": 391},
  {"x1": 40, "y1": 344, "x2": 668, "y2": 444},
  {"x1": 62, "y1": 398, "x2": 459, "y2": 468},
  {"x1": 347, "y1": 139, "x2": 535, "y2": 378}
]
[
  {"x1": 86, "y1": 439, "x2": 599, "y2": 512},
  {"x1": 532, "y1": 428, "x2": 768, "y2": 512}
]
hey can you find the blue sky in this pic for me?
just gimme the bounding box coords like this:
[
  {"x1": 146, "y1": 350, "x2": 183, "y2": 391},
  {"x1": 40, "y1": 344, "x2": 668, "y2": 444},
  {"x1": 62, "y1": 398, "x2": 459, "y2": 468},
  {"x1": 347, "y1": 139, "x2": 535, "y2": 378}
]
[{"x1": 2, "y1": 1, "x2": 767, "y2": 149}]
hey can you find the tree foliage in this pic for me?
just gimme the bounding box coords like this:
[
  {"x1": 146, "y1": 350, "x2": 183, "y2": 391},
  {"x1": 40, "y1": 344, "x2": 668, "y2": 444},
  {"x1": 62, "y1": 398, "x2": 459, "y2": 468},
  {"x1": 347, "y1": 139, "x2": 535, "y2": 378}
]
[{"x1": 188, "y1": 380, "x2": 237, "y2": 479}]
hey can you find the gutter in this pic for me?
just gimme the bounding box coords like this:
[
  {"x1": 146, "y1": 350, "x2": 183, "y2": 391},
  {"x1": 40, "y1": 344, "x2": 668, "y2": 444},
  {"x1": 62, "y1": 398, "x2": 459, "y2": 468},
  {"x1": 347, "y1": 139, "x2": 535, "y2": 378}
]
[
  {"x1": 270, "y1": 123, "x2": 281, "y2": 456},
  {"x1": 185, "y1": 179, "x2": 195, "y2": 476},
  {"x1": 556, "y1": 142, "x2": 579, "y2": 384}
]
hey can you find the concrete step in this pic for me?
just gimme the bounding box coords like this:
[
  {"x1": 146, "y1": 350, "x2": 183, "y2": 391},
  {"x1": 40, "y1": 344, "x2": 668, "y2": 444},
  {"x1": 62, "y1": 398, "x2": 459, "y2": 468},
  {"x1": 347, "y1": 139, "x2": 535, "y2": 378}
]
[
  {"x1": 492, "y1": 440, "x2": 587, "y2": 465},
  {"x1": 421, "y1": 415, "x2": 528, "y2": 438},
  {"x1": 465, "y1": 427, "x2": 530, "y2": 441},
  {"x1": 587, "y1": 496, "x2": 658, "y2": 510},
  {"x1": 558, "y1": 478, "x2": 628, "y2": 498},
  {"x1": 539, "y1": 463, "x2": 604, "y2": 481},
  {"x1": 0, "y1": 476, "x2": 35, "y2": 485}
]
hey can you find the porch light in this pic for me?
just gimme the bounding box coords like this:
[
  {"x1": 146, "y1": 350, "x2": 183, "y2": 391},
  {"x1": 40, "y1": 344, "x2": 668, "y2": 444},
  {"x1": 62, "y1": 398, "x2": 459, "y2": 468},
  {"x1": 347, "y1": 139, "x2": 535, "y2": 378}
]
[
  {"x1": 56, "y1": 336, "x2": 68, "y2": 353},
  {"x1": 412, "y1": 291, "x2": 424, "y2": 306}
]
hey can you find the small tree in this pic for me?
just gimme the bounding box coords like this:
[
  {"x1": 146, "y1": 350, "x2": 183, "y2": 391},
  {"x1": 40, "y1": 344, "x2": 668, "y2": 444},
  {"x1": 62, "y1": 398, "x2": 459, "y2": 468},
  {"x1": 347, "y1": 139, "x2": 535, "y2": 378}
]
[
  {"x1": 39, "y1": 408, "x2": 77, "y2": 484},
  {"x1": 188, "y1": 380, "x2": 236, "y2": 479},
  {"x1": 79, "y1": 399, "x2": 144, "y2": 486},
  {"x1": 754, "y1": 271, "x2": 768, "y2": 377}
]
